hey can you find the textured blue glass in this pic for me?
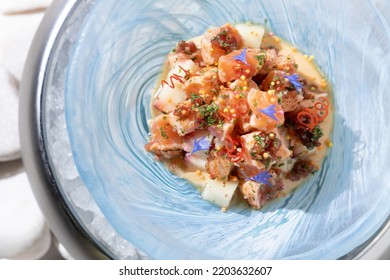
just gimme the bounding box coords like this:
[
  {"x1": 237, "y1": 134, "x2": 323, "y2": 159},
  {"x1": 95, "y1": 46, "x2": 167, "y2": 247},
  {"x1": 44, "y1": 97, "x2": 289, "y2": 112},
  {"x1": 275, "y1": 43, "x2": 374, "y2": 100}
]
[{"x1": 65, "y1": 0, "x2": 390, "y2": 259}]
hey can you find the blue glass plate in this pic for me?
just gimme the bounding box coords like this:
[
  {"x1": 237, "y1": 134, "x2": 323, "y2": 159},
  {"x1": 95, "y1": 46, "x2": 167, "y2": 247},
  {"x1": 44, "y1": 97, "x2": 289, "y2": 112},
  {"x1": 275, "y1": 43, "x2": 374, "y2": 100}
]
[{"x1": 65, "y1": 0, "x2": 390, "y2": 259}]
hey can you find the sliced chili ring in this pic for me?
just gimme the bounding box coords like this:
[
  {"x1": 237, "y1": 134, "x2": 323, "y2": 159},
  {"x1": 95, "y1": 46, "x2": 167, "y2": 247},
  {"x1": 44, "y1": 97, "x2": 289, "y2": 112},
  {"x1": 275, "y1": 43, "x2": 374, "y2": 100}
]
[
  {"x1": 235, "y1": 98, "x2": 250, "y2": 115},
  {"x1": 297, "y1": 109, "x2": 317, "y2": 131},
  {"x1": 227, "y1": 148, "x2": 244, "y2": 163},
  {"x1": 317, "y1": 96, "x2": 329, "y2": 107},
  {"x1": 314, "y1": 99, "x2": 329, "y2": 122},
  {"x1": 314, "y1": 101, "x2": 326, "y2": 111}
]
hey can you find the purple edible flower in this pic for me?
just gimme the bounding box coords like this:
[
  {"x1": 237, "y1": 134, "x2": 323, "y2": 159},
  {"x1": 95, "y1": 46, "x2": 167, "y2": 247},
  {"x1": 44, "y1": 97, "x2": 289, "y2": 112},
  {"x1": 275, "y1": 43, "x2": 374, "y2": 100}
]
[
  {"x1": 233, "y1": 48, "x2": 249, "y2": 66},
  {"x1": 258, "y1": 104, "x2": 278, "y2": 121},
  {"x1": 248, "y1": 170, "x2": 272, "y2": 185},
  {"x1": 188, "y1": 136, "x2": 211, "y2": 155},
  {"x1": 284, "y1": 73, "x2": 303, "y2": 91}
]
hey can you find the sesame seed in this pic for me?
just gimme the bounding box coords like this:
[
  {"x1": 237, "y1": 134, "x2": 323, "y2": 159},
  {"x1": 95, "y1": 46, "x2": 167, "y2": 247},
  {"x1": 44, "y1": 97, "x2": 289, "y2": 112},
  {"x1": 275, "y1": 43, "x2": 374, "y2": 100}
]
[
  {"x1": 213, "y1": 75, "x2": 217, "y2": 79},
  {"x1": 196, "y1": 170, "x2": 202, "y2": 176},
  {"x1": 221, "y1": 207, "x2": 227, "y2": 212},
  {"x1": 220, "y1": 85, "x2": 224, "y2": 90},
  {"x1": 245, "y1": 69, "x2": 251, "y2": 74},
  {"x1": 210, "y1": 48, "x2": 214, "y2": 52},
  {"x1": 243, "y1": 81, "x2": 248, "y2": 85},
  {"x1": 213, "y1": 96, "x2": 217, "y2": 101},
  {"x1": 270, "y1": 97, "x2": 276, "y2": 103},
  {"x1": 263, "y1": 152, "x2": 269, "y2": 159},
  {"x1": 230, "y1": 108, "x2": 236, "y2": 114},
  {"x1": 223, "y1": 108, "x2": 229, "y2": 113},
  {"x1": 182, "y1": 110, "x2": 187, "y2": 115},
  {"x1": 292, "y1": 47, "x2": 298, "y2": 53},
  {"x1": 270, "y1": 81, "x2": 275, "y2": 86},
  {"x1": 243, "y1": 86, "x2": 248, "y2": 91},
  {"x1": 240, "y1": 75, "x2": 246, "y2": 80},
  {"x1": 235, "y1": 94, "x2": 240, "y2": 99},
  {"x1": 286, "y1": 135, "x2": 291, "y2": 140},
  {"x1": 232, "y1": 176, "x2": 238, "y2": 182},
  {"x1": 269, "y1": 133, "x2": 275, "y2": 139},
  {"x1": 274, "y1": 37, "x2": 281, "y2": 43},
  {"x1": 303, "y1": 54, "x2": 308, "y2": 59}
]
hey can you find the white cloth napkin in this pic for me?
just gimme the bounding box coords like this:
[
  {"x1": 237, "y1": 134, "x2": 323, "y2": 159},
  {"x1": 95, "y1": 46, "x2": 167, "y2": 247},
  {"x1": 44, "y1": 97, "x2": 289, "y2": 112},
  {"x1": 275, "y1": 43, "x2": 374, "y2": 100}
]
[
  {"x1": 0, "y1": 12, "x2": 45, "y2": 81},
  {"x1": 0, "y1": 1, "x2": 56, "y2": 260},
  {"x1": 0, "y1": 164, "x2": 51, "y2": 259},
  {"x1": 0, "y1": 66, "x2": 20, "y2": 162}
]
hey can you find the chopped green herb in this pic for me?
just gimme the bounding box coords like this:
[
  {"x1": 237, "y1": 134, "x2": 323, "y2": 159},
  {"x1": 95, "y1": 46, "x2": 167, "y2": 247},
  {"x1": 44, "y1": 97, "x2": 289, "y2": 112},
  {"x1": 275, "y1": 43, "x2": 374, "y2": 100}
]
[
  {"x1": 312, "y1": 126, "x2": 323, "y2": 141},
  {"x1": 198, "y1": 103, "x2": 219, "y2": 127},
  {"x1": 160, "y1": 128, "x2": 169, "y2": 139},
  {"x1": 253, "y1": 134, "x2": 265, "y2": 147},
  {"x1": 254, "y1": 53, "x2": 266, "y2": 68},
  {"x1": 191, "y1": 93, "x2": 201, "y2": 101}
]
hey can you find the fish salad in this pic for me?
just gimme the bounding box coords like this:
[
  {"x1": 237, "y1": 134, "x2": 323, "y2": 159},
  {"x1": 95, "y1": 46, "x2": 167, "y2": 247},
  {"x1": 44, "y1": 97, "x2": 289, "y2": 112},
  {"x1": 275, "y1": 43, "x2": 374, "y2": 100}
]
[{"x1": 146, "y1": 23, "x2": 332, "y2": 210}]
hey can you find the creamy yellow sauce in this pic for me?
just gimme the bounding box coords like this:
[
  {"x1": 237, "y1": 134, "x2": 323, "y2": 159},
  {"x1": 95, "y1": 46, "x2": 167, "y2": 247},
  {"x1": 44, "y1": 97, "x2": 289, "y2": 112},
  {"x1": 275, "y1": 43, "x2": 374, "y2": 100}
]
[{"x1": 150, "y1": 26, "x2": 333, "y2": 207}]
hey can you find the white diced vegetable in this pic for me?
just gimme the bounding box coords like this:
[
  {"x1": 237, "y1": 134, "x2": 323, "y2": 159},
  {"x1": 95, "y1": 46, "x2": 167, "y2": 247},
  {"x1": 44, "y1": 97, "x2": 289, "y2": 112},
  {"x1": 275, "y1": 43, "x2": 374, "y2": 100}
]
[
  {"x1": 190, "y1": 35, "x2": 204, "y2": 49},
  {"x1": 235, "y1": 23, "x2": 265, "y2": 49},
  {"x1": 202, "y1": 179, "x2": 238, "y2": 208},
  {"x1": 153, "y1": 60, "x2": 199, "y2": 113},
  {"x1": 153, "y1": 86, "x2": 187, "y2": 113}
]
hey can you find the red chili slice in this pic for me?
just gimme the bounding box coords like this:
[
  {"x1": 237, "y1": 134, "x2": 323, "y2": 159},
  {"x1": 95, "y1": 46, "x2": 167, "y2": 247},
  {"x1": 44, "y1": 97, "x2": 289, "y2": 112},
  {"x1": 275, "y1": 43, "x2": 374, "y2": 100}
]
[
  {"x1": 296, "y1": 108, "x2": 318, "y2": 131},
  {"x1": 227, "y1": 148, "x2": 244, "y2": 162},
  {"x1": 235, "y1": 98, "x2": 250, "y2": 115}
]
